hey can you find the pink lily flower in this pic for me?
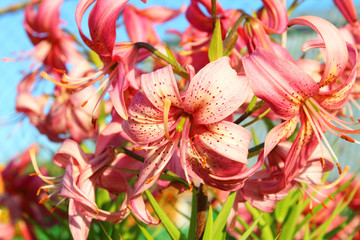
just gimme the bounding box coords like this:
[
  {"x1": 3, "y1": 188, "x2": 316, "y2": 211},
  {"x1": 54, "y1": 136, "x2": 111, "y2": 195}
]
[
  {"x1": 123, "y1": 4, "x2": 186, "y2": 45},
  {"x1": 16, "y1": 78, "x2": 99, "y2": 142},
  {"x1": 256, "y1": 0, "x2": 288, "y2": 34},
  {"x1": 33, "y1": 137, "x2": 157, "y2": 239},
  {"x1": 0, "y1": 145, "x2": 57, "y2": 240},
  {"x1": 243, "y1": 16, "x2": 358, "y2": 191},
  {"x1": 236, "y1": 140, "x2": 334, "y2": 212},
  {"x1": 41, "y1": 0, "x2": 150, "y2": 121},
  {"x1": 334, "y1": 0, "x2": 359, "y2": 26},
  {"x1": 18, "y1": 0, "x2": 86, "y2": 73},
  {"x1": 123, "y1": 56, "x2": 262, "y2": 198}
]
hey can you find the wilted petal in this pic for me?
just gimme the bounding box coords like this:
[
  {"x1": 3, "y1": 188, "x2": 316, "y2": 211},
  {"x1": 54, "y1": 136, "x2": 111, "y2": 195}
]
[
  {"x1": 183, "y1": 57, "x2": 249, "y2": 124},
  {"x1": 289, "y1": 16, "x2": 348, "y2": 87},
  {"x1": 243, "y1": 48, "x2": 319, "y2": 119}
]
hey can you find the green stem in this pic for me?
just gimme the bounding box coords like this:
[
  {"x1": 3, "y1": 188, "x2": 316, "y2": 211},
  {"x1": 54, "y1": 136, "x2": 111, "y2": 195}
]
[
  {"x1": 135, "y1": 42, "x2": 188, "y2": 79},
  {"x1": 115, "y1": 147, "x2": 144, "y2": 162},
  {"x1": 234, "y1": 100, "x2": 266, "y2": 124},
  {"x1": 0, "y1": 1, "x2": 32, "y2": 15},
  {"x1": 248, "y1": 143, "x2": 265, "y2": 159}
]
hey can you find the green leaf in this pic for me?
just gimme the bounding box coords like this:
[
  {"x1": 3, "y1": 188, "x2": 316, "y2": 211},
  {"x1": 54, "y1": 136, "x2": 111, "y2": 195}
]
[
  {"x1": 135, "y1": 217, "x2": 155, "y2": 240},
  {"x1": 245, "y1": 202, "x2": 274, "y2": 240},
  {"x1": 203, "y1": 205, "x2": 214, "y2": 240},
  {"x1": 239, "y1": 213, "x2": 263, "y2": 240},
  {"x1": 145, "y1": 190, "x2": 185, "y2": 240},
  {"x1": 223, "y1": 32, "x2": 238, "y2": 56},
  {"x1": 213, "y1": 191, "x2": 236, "y2": 239},
  {"x1": 89, "y1": 50, "x2": 103, "y2": 68},
  {"x1": 274, "y1": 190, "x2": 297, "y2": 224},
  {"x1": 164, "y1": 43, "x2": 181, "y2": 67},
  {"x1": 279, "y1": 191, "x2": 306, "y2": 240},
  {"x1": 188, "y1": 191, "x2": 197, "y2": 240},
  {"x1": 208, "y1": 18, "x2": 223, "y2": 61}
]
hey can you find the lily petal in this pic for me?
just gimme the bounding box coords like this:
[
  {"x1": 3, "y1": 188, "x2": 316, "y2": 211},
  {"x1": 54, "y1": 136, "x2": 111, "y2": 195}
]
[
  {"x1": 141, "y1": 65, "x2": 182, "y2": 110},
  {"x1": 183, "y1": 56, "x2": 249, "y2": 124},
  {"x1": 243, "y1": 48, "x2": 319, "y2": 119},
  {"x1": 122, "y1": 93, "x2": 180, "y2": 144},
  {"x1": 288, "y1": 16, "x2": 348, "y2": 87},
  {"x1": 193, "y1": 121, "x2": 251, "y2": 165}
]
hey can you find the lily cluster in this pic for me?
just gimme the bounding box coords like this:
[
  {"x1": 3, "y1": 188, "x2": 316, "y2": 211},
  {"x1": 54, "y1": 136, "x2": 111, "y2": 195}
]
[{"x1": 3, "y1": 0, "x2": 360, "y2": 239}]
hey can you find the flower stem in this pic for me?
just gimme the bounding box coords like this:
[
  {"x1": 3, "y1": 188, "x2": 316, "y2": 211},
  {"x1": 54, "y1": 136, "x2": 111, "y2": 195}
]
[
  {"x1": 196, "y1": 184, "x2": 208, "y2": 240},
  {"x1": 135, "y1": 42, "x2": 188, "y2": 79},
  {"x1": 211, "y1": 0, "x2": 217, "y2": 29},
  {"x1": 234, "y1": 100, "x2": 266, "y2": 124}
]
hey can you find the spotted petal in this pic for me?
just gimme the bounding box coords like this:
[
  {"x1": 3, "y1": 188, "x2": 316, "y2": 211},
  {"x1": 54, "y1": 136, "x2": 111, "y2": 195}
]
[
  {"x1": 243, "y1": 48, "x2": 319, "y2": 119},
  {"x1": 141, "y1": 65, "x2": 182, "y2": 110},
  {"x1": 183, "y1": 56, "x2": 249, "y2": 124},
  {"x1": 289, "y1": 16, "x2": 348, "y2": 87},
  {"x1": 122, "y1": 93, "x2": 180, "y2": 144}
]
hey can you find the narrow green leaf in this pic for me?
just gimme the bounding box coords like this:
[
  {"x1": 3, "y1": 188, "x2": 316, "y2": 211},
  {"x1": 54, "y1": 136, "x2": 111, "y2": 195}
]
[
  {"x1": 203, "y1": 205, "x2": 214, "y2": 240},
  {"x1": 274, "y1": 190, "x2": 297, "y2": 224},
  {"x1": 135, "y1": 218, "x2": 155, "y2": 240},
  {"x1": 145, "y1": 190, "x2": 185, "y2": 240},
  {"x1": 245, "y1": 202, "x2": 274, "y2": 240},
  {"x1": 223, "y1": 32, "x2": 238, "y2": 56},
  {"x1": 239, "y1": 213, "x2": 263, "y2": 240},
  {"x1": 164, "y1": 43, "x2": 181, "y2": 67},
  {"x1": 188, "y1": 190, "x2": 197, "y2": 240},
  {"x1": 89, "y1": 50, "x2": 103, "y2": 68},
  {"x1": 213, "y1": 191, "x2": 236, "y2": 239},
  {"x1": 208, "y1": 18, "x2": 223, "y2": 62},
  {"x1": 279, "y1": 191, "x2": 306, "y2": 240}
]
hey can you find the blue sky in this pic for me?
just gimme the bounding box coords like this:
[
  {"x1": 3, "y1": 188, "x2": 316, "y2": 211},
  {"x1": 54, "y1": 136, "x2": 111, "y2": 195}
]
[{"x1": 0, "y1": 0, "x2": 359, "y2": 166}]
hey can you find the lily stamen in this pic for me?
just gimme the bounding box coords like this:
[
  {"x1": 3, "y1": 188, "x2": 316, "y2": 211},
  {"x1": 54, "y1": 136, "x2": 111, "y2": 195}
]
[{"x1": 163, "y1": 98, "x2": 172, "y2": 141}]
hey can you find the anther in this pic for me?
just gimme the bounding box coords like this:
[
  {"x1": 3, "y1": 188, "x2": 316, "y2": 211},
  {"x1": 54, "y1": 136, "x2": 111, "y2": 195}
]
[
  {"x1": 39, "y1": 196, "x2": 48, "y2": 204},
  {"x1": 146, "y1": 177, "x2": 154, "y2": 184},
  {"x1": 81, "y1": 100, "x2": 88, "y2": 107},
  {"x1": 319, "y1": 157, "x2": 325, "y2": 168},
  {"x1": 341, "y1": 134, "x2": 355, "y2": 143},
  {"x1": 336, "y1": 162, "x2": 343, "y2": 174},
  {"x1": 201, "y1": 156, "x2": 207, "y2": 168}
]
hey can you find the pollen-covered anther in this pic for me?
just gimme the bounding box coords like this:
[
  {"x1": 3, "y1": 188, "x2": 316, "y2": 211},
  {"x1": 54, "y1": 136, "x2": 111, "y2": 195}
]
[
  {"x1": 188, "y1": 182, "x2": 193, "y2": 192},
  {"x1": 81, "y1": 100, "x2": 88, "y2": 107},
  {"x1": 163, "y1": 98, "x2": 172, "y2": 141},
  {"x1": 38, "y1": 196, "x2": 48, "y2": 204},
  {"x1": 321, "y1": 202, "x2": 328, "y2": 209},
  {"x1": 53, "y1": 68, "x2": 66, "y2": 74},
  {"x1": 319, "y1": 157, "x2": 325, "y2": 168},
  {"x1": 146, "y1": 177, "x2": 154, "y2": 184},
  {"x1": 336, "y1": 162, "x2": 343, "y2": 174},
  {"x1": 340, "y1": 134, "x2": 355, "y2": 143},
  {"x1": 201, "y1": 156, "x2": 207, "y2": 168},
  {"x1": 50, "y1": 206, "x2": 57, "y2": 213}
]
